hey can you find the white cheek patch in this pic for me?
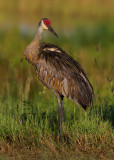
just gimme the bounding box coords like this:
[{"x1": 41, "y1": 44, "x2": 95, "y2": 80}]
[
  {"x1": 41, "y1": 21, "x2": 48, "y2": 30},
  {"x1": 43, "y1": 48, "x2": 61, "y2": 53}
]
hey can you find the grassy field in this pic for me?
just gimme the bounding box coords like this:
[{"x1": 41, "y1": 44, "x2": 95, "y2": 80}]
[{"x1": 0, "y1": 0, "x2": 114, "y2": 159}]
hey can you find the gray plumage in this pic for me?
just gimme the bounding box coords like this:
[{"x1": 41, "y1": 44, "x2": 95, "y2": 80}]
[{"x1": 24, "y1": 18, "x2": 94, "y2": 142}]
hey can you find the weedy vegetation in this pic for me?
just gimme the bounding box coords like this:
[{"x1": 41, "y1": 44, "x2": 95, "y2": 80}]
[{"x1": 0, "y1": 0, "x2": 114, "y2": 159}]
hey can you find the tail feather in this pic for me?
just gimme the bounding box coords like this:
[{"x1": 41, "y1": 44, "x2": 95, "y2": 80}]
[{"x1": 62, "y1": 76, "x2": 94, "y2": 110}]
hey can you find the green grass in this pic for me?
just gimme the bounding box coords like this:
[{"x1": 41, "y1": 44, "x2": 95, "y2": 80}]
[
  {"x1": 0, "y1": 93, "x2": 113, "y2": 159},
  {"x1": 0, "y1": 2, "x2": 114, "y2": 159},
  {"x1": 0, "y1": 0, "x2": 114, "y2": 154}
]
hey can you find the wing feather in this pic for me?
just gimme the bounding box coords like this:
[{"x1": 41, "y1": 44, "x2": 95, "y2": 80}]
[{"x1": 35, "y1": 43, "x2": 94, "y2": 108}]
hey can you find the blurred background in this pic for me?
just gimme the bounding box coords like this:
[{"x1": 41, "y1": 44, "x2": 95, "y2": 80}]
[
  {"x1": 0, "y1": 2, "x2": 113, "y2": 157},
  {"x1": 0, "y1": 0, "x2": 114, "y2": 102}
]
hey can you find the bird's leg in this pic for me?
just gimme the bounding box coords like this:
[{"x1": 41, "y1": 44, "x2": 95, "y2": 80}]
[
  {"x1": 57, "y1": 95, "x2": 64, "y2": 143},
  {"x1": 53, "y1": 91, "x2": 64, "y2": 143}
]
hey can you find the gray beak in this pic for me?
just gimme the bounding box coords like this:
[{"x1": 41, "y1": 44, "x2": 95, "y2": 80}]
[{"x1": 48, "y1": 26, "x2": 58, "y2": 38}]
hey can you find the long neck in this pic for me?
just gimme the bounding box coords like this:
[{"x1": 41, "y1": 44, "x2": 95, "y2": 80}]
[
  {"x1": 33, "y1": 26, "x2": 43, "y2": 43},
  {"x1": 24, "y1": 26, "x2": 44, "y2": 65}
]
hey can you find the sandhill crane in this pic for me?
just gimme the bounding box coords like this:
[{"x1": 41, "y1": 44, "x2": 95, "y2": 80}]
[{"x1": 24, "y1": 18, "x2": 94, "y2": 143}]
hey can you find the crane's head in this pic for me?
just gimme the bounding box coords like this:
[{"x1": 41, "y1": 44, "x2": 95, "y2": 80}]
[{"x1": 39, "y1": 18, "x2": 58, "y2": 38}]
